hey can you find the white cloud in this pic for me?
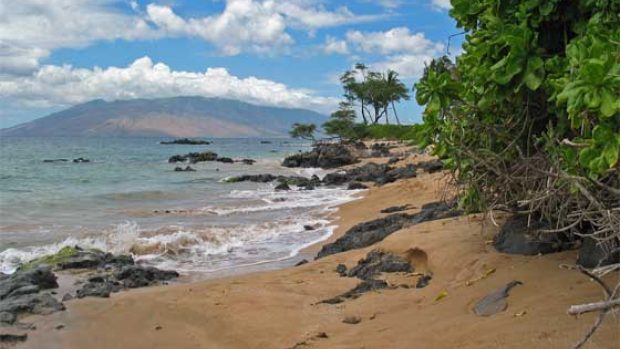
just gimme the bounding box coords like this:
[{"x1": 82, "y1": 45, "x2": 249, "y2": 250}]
[
  {"x1": 323, "y1": 36, "x2": 349, "y2": 55},
  {"x1": 0, "y1": 0, "x2": 383, "y2": 74},
  {"x1": 0, "y1": 0, "x2": 153, "y2": 74},
  {"x1": 431, "y1": 0, "x2": 452, "y2": 10},
  {"x1": 332, "y1": 27, "x2": 444, "y2": 78},
  {"x1": 0, "y1": 57, "x2": 338, "y2": 113}
]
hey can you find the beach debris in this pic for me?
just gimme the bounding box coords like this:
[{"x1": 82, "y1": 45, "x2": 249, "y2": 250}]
[
  {"x1": 380, "y1": 205, "x2": 412, "y2": 214},
  {"x1": 434, "y1": 290, "x2": 448, "y2": 302},
  {"x1": 347, "y1": 250, "x2": 412, "y2": 281},
  {"x1": 473, "y1": 281, "x2": 523, "y2": 316},
  {"x1": 465, "y1": 267, "x2": 496, "y2": 286},
  {"x1": 513, "y1": 310, "x2": 527, "y2": 317},
  {"x1": 342, "y1": 315, "x2": 362, "y2": 324}
]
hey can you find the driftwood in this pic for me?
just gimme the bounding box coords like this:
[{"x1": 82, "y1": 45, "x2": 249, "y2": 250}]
[{"x1": 568, "y1": 265, "x2": 620, "y2": 349}]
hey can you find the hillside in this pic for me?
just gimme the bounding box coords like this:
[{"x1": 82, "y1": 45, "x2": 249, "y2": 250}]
[{"x1": 0, "y1": 97, "x2": 327, "y2": 137}]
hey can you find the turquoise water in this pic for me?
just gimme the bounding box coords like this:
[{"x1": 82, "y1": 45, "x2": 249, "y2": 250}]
[{"x1": 0, "y1": 137, "x2": 360, "y2": 274}]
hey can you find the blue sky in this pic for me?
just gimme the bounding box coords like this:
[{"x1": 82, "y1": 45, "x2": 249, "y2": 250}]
[{"x1": 0, "y1": 0, "x2": 461, "y2": 128}]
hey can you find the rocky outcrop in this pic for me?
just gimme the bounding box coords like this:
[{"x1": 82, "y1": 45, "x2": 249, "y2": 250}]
[
  {"x1": 174, "y1": 166, "x2": 196, "y2": 172},
  {"x1": 418, "y1": 159, "x2": 444, "y2": 173},
  {"x1": 216, "y1": 157, "x2": 234, "y2": 163},
  {"x1": 160, "y1": 138, "x2": 210, "y2": 145},
  {"x1": 380, "y1": 205, "x2": 412, "y2": 213},
  {"x1": 322, "y1": 163, "x2": 417, "y2": 187},
  {"x1": 168, "y1": 151, "x2": 218, "y2": 163},
  {"x1": 494, "y1": 215, "x2": 574, "y2": 256},
  {"x1": 347, "y1": 182, "x2": 368, "y2": 190},
  {"x1": 347, "y1": 250, "x2": 412, "y2": 281},
  {"x1": 115, "y1": 266, "x2": 179, "y2": 289},
  {"x1": 319, "y1": 279, "x2": 389, "y2": 304},
  {"x1": 316, "y1": 201, "x2": 461, "y2": 258},
  {"x1": 72, "y1": 157, "x2": 90, "y2": 163},
  {"x1": 282, "y1": 143, "x2": 359, "y2": 169}
]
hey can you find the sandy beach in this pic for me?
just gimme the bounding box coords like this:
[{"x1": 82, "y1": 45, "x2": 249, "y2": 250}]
[{"x1": 13, "y1": 152, "x2": 619, "y2": 349}]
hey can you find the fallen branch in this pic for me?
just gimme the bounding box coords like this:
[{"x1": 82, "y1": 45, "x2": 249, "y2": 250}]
[{"x1": 568, "y1": 298, "x2": 620, "y2": 315}]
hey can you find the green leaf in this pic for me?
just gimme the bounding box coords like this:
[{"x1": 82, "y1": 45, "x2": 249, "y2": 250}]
[
  {"x1": 602, "y1": 143, "x2": 619, "y2": 168},
  {"x1": 523, "y1": 57, "x2": 545, "y2": 90}
]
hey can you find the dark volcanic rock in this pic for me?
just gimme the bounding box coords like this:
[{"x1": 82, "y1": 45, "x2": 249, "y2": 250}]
[
  {"x1": 216, "y1": 157, "x2": 234, "y2": 163},
  {"x1": 380, "y1": 205, "x2": 411, "y2": 214},
  {"x1": 226, "y1": 174, "x2": 278, "y2": 183},
  {"x1": 0, "y1": 333, "x2": 28, "y2": 345},
  {"x1": 275, "y1": 182, "x2": 291, "y2": 191},
  {"x1": 335, "y1": 264, "x2": 347, "y2": 277},
  {"x1": 295, "y1": 259, "x2": 308, "y2": 267},
  {"x1": 319, "y1": 279, "x2": 389, "y2": 304},
  {"x1": 0, "y1": 311, "x2": 16, "y2": 324},
  {"x1": 322, "y1": 172, "x2": 350, "y2": 186},
  {"x1": 577, "y1": 237, "x2": 620, "y2": 268},
  {"x1": 494, "y1": 215, "x2": 572, "y2": 256},
  {"x1": 43, "y1": 159, "x2": 68, "y2": 163},
  {"x1": 0, "y1": 293, "x2": 65, "y2": 317},
  {"x1": 473, "y1": 281, "x2": 522, "y2": 316},
  {"x1": 168, "y1": 151, "x2": 218, "y2": 163},
  {"x1": 383, "y1": 164, "x2": 417, "y2": 183},
  {"x1": 282, "y1": 143, "x2": 358, "y2": 169},
  {"x1": 115, "y1": 266, "x2": 179, "y2": 289},
  {"x1": 160, "y1": 138, "x2": 210, "y2": 145},
  {"x1": 76, "y1": 280, "x2": 120, "y2": 299},
  {"x1": 168, "y1": 154, "x2": 187, "y2": 163},
  {"x1": 347, "y1": 250, "x2": 412, "y2": 281},
  {"x1": 418, "y1": 159, "x2": 444, "y2": 173},
  {"x1": 0, "y1": 267, "x2": 58, "y2": 300},
  {"x1": 387, "y1": 157, "x2": 402, "y2": 165},
  {"x1": 416, "y1": 274, "x2": 432, "y2": 289},
  {"x1": 174, "y1": 166, "x2": 196, "y2": 172},
  {"x1": 347, "y1": 182, "x2": 368, "y2": 190},
  {"x1": 316, "y1": 201, "x2": 461, "y2": 258},
  {"x1": 240, "y1": 159, "x2": 256, "y2": 165},
  {"x1": 72, "y1": 157, "x2": 90, "y2": 163}
]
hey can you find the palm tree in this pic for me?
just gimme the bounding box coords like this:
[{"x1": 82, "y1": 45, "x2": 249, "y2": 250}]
[{"x1": 383, "y1": 70, "x2": 410, "y2": 125}]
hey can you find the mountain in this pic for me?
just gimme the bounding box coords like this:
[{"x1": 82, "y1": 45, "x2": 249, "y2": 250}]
[{"x1": 0, "y1": 97, "x2": 328, "y2": 138}]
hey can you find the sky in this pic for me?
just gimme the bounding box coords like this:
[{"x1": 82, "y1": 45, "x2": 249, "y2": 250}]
[{"x1": 0, "y1": 0, "x2": 461, "y2": 128}]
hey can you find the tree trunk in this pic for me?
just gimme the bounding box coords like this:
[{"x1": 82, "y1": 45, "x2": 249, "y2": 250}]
[
  {"x1": 391, "y1": 102, "x2": 401, "y2": 125},
  {"x1": 360, "y1": 98, "x2": 368, "y2": 124},
  {"x1": 385, "y1": 106, "x2": 390, "y2": 124}
]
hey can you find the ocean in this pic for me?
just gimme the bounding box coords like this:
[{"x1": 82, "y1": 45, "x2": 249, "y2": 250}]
[{"x1": 0, "y1": 137, "x2": 360, "y2": 276}]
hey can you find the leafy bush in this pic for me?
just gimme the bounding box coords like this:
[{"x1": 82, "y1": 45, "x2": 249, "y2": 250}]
[{"x1": 415, "y1": 0, "x2": 619, "y2": 250}]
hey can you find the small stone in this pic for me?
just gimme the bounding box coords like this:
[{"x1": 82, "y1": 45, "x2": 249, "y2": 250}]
[
  {"x1": 295, "y1": 259, "x2": 309, "y2": 267},
  {"x1": 155, "y1": 325, "x2": 162, "y2": 331},
  {"x1": 342, "y1": 316, "x2": 362, "y2": 324},
  {"x1": 416, "y1": 275, "x2": 432, "y2": 289},
  {"x1": 62, "y1": 293, "x2": 74, "y2": 302},
  {"x1": 315, "y1": 332, "x2": 328, "y2": 339},
  {"x1": 335, "y1": 264, "x2": 347, "y2": 277},
  {"x1": 55, "y1": 324, "x2": 65, "y2": 330}
]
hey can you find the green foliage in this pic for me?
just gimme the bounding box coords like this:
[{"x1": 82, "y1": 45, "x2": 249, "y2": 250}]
[
  {"x1": 289, "y1": 123, "x2": 317, "y2": 140},
  {"x1": 416, "y1": 0, "x2": 619, "y2": 211},
  {"x1": 361, "y1": 124, "x2": 423, "y2": 141}
]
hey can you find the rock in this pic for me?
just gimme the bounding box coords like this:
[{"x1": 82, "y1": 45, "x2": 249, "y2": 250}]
[
  {"x1": 294, "y1": 259, "x2": 308, "y2": 267},
  {"x1": 225, "y1": 174, "x2": 278, "y2": 183},
  {"x1": 282, "y1": 143, "x2": 358, "y2": 169},
  {"x1": 320, "y1": 279, "x2": 388, "y2": 304},
  {"x1": 0, "y1": 311, "x2": 16, "y2": 324},
  {"x1": 494, "y1": 215, "x2": 572, "y2": 256},
  {"x1": 0, "y1": 267, "x2": 58, "y2": 299},
  {"x1": 55, "y1": 324, "x2": 65, "y2": 330},
  {"x1": 370, "y1": 143, "x2": 391, "y2": 157},
  {"x1": 76, "y1": 281, "x2": 119, "y2": 298},
  {"x1": 0, "y1": 293, "x2": 65, "y2": 317},
  {"x1": 216, "y1": 157, "x2": 234, "y2": 163},
  {"x1": 473, "y1": 281, "x2": 522, "y2": 316},
  {"x1": 72, "y1": 157, "x2": 90, "y2": 163},
  {"x1": 380, "y1": 205, "x2": 411, "y2": 213},
  {"x1": 322, "y1": 172, "x2": 350, "y2": 186},
  {"x1": 303, "y1": 225, "x2": 315, "y2": 231},
  {"x1": 168, "y1": 154, "x2": 187, "y2": 163},
  {"x1": 347, "y1": 163, "x2": 391, "y2": 182},
  {"x1": 0, "y1": 333, "x2": 27, "y2": 345},
  {"x1": 61, "y1": 293, "x2": 74, "y2": 302},
  {"x1": 174, "y1": 166, "x2": 196, "y2": 172},
  {"x1": 335, "y1": 264, "x2": 347, "y2": 277},
  {"x1": 387, "y1": 157, "x2": 402, "y2": 164},
  {"x1": 6, "y1": 285, "x2": 39, "y2": 298},
  {"x1": 160, "y1": 138, "x2": 210, "y2": 145},
  {"x1": 240, "y1": 159, "x2": 256, "y2": 165},
  {"x1": 342, "y1": 316, "x2": 362, "y2": 324},
  {"x1": 577, "y1": 237, "x2": 620, "y2": 268},
  {"x1": 416, "y1": 275, "x2": 432, "y2": 289},
  {"x1": 383, "y1": 164, "x2": 417, "y2": 183},
  {"x1": 316, "y1": 201, "x2": 461, "y2": 258},
  {"x1": 115, "y1": 266, "x2": 179, "y2": 289},
  {"x1": 347, "y1": 250, "x2": 412, "y2": 280},
  {"x1": 347, "y1": 182, "x2": 368, "y2": 190},
  {"x1": 43, "y1": 159, "x2": 68, "y2": 163},
  {"x1": 260, "y1": 141, "x2": 272, "y2": 144},
  {"x1": 418, "y1": 159, "x2": 444, "y2": 173}
]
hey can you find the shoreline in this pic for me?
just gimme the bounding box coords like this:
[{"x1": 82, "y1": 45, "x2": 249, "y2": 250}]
[{"x1": 8, "y1": 147, "x2": 620, "y2": 348}]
